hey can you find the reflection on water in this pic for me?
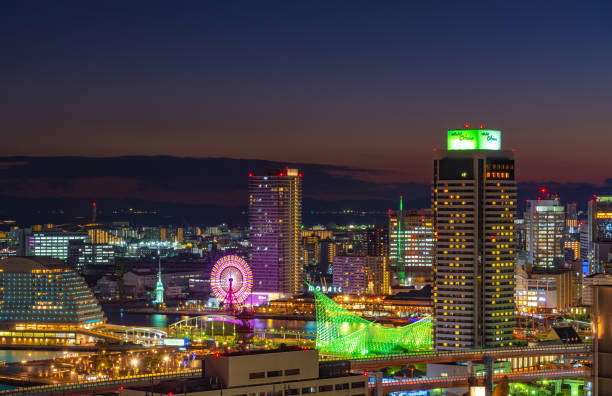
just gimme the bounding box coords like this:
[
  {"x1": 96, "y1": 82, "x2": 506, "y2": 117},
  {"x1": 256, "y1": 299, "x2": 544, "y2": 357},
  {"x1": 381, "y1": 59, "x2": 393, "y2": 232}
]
[
  {"x1": 0, "y1": 350, "x2": 64, "y2": 363},
  {"x1": 103, "y1": 305, "x2": 316, "y2": 333}
]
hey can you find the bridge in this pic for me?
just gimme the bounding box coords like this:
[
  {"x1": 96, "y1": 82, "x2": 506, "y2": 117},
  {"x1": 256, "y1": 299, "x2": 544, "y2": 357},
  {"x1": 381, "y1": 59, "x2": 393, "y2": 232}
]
[
  {"x1": 123, "y1": 327, "x2": 168, "y2": 346},
  {"x1": 88, "y1": 325, "x2": 169, "y2": 346},
  {"x1": 324, "y1": 344, "x2": 591, "y2": 370},
  {"x1": 169, "y1": 315, "x2": 315, "y2": 342},
  {"x1": 169, "y1": 314, "x2": 238, "y2": 339}
]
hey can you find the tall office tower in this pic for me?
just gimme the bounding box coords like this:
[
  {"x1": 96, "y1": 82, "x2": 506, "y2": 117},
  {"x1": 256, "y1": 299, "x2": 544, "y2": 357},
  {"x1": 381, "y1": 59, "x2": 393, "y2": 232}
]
[
  {"x1": 388, "y1": 203, "x2": 435, "y2": 286},
  {"x1": 433, "y1": 128, "x2": 516, "y2": 350},
  {"x1": 176, "y1": 227, "x2": 184, "y2": 243},
  {"x1": 26, "y1": 230, "x2": 91, "y2": 260},
  {"x1": 249, "y1": 168, "x2": 303, "y2": 294},
  {"x1": 580, "y1": 221, "x2": 590, "y2": 266},
  {"x1": 524, "y1": 199, "x2": 565, "y2": 269},
  {"x1": 588, "y1": 196, "x2": 612, "y2": 274},
  {"x1": 566, "y1": 202, "x2": 578, "y2": 233},
  {"x1": 366, "y1": 226, "x2": 388, "y2": 257}
]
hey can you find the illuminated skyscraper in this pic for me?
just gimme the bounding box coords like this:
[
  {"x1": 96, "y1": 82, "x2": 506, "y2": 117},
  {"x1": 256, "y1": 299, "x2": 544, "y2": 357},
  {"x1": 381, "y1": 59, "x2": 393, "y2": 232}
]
[
  {"x1": 524, "y1": 199, "x2": 565, "y2": 269},
  {"x1": 249, "y1": 168, "x2": 303, "y2": 294},
  {"x1": 433, "y1": 128, "x2": 516, "y2": 350},
  {"x1": 389, "y1": 205, "x2": 435, "y2": 287},
  {"x1": 588, "y1": 196, "x2": 612, "y2": 274}
]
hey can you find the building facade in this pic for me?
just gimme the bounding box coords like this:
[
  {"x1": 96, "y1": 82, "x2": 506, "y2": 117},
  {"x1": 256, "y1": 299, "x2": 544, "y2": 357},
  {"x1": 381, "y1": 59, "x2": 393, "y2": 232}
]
[
  {"x1": 588, "y1": 196, "x2": 612, "y2": 274},
  {"x1": 124, "y1": 348, "x2": 368, "y2": 396},
  {"x1": 67, "y1": 240, "x2": 115, "y2": 273},
  {"x1": 0, "y1": 257, "x2": 106, "y2": 331},
  {"x1": 26, "y1": 230, "x2": 90, "y2": 260},
  {"x1": 433, "y1": 128, "x2": 516, "y2": 350},
  {"x1": 388, "y1": 206, "x2": 435, "y2": 286},
  {"x1": 249, "y1": 168, "x2": 303, "y2": 294},
  {"x1": 515, "y1": 266, "x2": 575, "y2": 313},
  {"x1": 332, "y1": 256, "x2": 366, "y2": 295},
  {"x1": 332, "y1": 256, "x2": 391, "y2": 296},
  {"x1": 366, "y1": 226, "x2": 388, "y2": 257},
  {"x1": 524, "y1": 199, "x2": 565, "y2": 269}
]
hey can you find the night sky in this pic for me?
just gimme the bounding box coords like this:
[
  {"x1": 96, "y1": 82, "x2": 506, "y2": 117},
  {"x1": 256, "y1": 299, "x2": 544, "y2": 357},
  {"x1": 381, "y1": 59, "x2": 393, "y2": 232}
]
[{"x1": 2, "y1": 1, "x2": 612, "y2": 184}]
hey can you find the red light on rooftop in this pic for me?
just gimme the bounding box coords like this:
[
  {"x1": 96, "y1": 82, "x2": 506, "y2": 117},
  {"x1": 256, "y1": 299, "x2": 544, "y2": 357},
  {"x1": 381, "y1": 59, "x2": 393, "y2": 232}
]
[
  {"x1": 540, "y1": 188, "x2": 547, "y2": 194},
  {"x1": 464, "y1": 123, "x2": 469, "y2": 128},
  {"x1": 298, "y1": 173, "x2": 303, "y2": 178},
  {"x1": 248, "y1": 172, "x2": 253, "y2": 177}
]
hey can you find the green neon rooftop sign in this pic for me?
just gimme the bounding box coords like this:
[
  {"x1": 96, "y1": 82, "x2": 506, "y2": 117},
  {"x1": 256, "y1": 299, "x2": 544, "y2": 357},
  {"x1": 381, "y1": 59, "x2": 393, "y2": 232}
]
[{"x1": 447, "y1": 129, "x2": 501, "y2": 150}]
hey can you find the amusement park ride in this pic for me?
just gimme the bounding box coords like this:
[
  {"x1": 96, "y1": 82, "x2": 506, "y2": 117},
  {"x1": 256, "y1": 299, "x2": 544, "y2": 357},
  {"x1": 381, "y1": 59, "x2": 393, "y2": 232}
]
[{"x1": 210, "y1": 254, "x2": 255, "y2": 348}]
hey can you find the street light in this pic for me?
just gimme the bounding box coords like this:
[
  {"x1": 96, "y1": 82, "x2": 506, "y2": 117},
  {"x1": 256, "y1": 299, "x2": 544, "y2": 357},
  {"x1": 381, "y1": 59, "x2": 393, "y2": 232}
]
[{"x1": 131, "y1": 358, "x2": 139, "y2": 375}]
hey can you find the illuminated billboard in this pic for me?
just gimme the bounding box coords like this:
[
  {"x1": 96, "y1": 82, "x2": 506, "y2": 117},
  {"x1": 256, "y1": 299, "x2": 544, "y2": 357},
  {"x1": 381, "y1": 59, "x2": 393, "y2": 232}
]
[
  {"x1": 164, "y1": 338, "x2": 189, "y2": 346},
  {"x1": 447, "y1": 129, "x2": 501, "y2": 150}
]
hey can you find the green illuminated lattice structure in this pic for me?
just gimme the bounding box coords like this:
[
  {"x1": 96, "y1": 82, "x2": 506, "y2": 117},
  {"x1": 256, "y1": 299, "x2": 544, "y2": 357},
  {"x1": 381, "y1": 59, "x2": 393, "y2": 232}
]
[{"x1": 314, "y1": 288, "x2": 433, "y2": 357}]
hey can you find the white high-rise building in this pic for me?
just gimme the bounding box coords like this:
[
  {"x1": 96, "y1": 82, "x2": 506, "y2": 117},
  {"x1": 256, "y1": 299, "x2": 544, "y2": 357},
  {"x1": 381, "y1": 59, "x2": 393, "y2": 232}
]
[
  {"x1": 433, "y1": 128, "x2": 516, "y2": 350},
  {"x1": 524, "y1": 199, "x2": 565, "y2": 269}
]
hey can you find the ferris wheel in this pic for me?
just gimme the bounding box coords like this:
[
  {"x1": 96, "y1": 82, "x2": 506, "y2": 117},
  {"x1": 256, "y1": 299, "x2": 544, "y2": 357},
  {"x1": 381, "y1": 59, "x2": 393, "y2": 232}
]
[{"x1": 210, "y1": 255, "x2": 253, "y2": 308}]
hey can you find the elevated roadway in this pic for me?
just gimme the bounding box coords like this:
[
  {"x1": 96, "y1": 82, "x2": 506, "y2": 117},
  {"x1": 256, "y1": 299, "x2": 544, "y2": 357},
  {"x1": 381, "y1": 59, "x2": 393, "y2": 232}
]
[
  {"x1": 324, "y1": 344, "x2": 591, "y2": 370},
  {"x1": 375, "y1": 368, "x2": 586, "y2": 393},
  {"x1": 0, "y1": 367, "x2": 585, "y2": 395}
]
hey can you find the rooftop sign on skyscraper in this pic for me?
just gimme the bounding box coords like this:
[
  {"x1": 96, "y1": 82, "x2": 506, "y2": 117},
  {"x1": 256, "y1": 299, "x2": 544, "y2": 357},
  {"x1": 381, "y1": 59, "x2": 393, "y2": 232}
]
[{"x1": 447, "y1": 129, "x2": 501, "y2": 150}]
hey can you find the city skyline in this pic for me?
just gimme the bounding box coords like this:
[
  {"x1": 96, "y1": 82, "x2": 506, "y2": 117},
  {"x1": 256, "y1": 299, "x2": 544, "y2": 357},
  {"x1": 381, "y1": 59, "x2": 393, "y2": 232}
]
[{"x1": 0, "y1": 2, "x2": 606, "y2": 394}]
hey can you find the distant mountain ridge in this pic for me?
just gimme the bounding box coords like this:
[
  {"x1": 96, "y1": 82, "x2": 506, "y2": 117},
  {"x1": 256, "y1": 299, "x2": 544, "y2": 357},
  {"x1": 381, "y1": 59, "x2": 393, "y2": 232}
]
[{"x1": 0, "y1": 156, "x2": 610, "y2": 226}]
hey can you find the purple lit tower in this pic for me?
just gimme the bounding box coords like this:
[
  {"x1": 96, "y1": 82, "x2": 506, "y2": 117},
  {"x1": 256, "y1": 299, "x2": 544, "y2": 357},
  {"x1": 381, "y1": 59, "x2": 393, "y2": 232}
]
[{"x1": 248, "y1": 168, "x2": 303, "y2": 295}]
